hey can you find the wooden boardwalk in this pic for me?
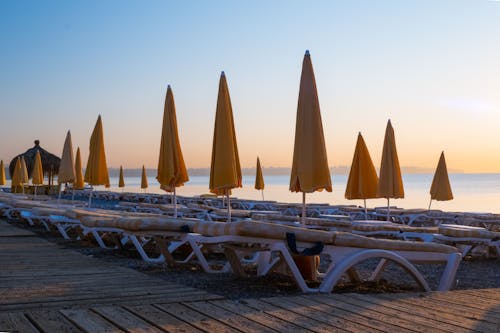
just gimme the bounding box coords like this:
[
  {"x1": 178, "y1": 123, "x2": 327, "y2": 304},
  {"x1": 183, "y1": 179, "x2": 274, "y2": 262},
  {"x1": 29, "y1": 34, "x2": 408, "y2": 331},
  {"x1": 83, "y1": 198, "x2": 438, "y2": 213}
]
[{"x1": 1, "y1": 220, "x2": 499, "y2": 332}]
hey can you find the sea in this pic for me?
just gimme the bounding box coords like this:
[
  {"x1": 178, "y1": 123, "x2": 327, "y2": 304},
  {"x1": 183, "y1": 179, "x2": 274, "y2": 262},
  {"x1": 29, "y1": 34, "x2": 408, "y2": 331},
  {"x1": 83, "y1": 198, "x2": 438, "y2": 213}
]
[{"x1": 98, "y1": 174, "x2": 500, "y2": 214}]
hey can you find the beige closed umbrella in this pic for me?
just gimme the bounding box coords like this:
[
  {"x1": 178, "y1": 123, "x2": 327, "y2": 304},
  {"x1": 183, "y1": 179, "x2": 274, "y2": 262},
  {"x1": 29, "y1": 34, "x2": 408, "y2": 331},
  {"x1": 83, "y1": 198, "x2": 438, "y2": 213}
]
[
  {"x1": 377, "y1": 120, "x2": 404, "y2": 220},
  {"x1": 141, "y1": 165, "x2": 148, "y2": 192},
  {"x1": 32, "y1": 150, "x2": 43, "y2": 198},
  {"x1": 255, "y1": 157, "x2": 265, "y2": 200},
  {"x1": 345, "y1": 132, "x2": 379, "y2": 218},
  {"x1": 58, "y1": 130, "x2": 75, "y2": 199},
  {"x1": 429, "y1": 151, "x2": 453, "y2": 209},
  {"x1": 0, "y1": 160, "x2": 6, "y2": 186},
  {"x1": 118, "y1": 165, "x2": 125, "y2": 189},
  {"x1": 290, "y1": 50, "x2": 332, "y2": 224},
  {"x1": 74, "y1": 147, "x2": 84, "y2": 190},
  {"x1": 157, "y1": 85, "x2": 189, "y2": 217},
  {"x1": 84, "y1": 115, "x2": 110, "y2": 206},
  {"x1": 11, "y1": 157, "x2": 22, "y2": 193},
  {"x1": 209, "y1": 71, "x2": 242, "y2": 221},
  {"x1": 20, "y1": 156, "x2": 29, "y2": 193}
]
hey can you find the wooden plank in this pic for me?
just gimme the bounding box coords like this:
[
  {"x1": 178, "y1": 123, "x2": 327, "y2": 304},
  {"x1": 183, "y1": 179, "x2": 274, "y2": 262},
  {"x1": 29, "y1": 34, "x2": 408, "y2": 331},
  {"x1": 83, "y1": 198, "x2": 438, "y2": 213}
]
[
  {"x1": 155, "y1": 303, "x2": 241, "y2": 333},
  {"x1": 91, "y1": 306, "x2": 163, "y2": 333},
  {"x1": 241, "y1": 298, "x2": 339, "y2": 333},
  {"x1": 26, "y1": 309, "x2": 83, "y2": 333},
  {"x1": 288, "y1": 295, "x2": 402, "y2": 332},
  {"x1": 261, "y1": 296, "x2": 385, "y2": 333},
  {"x1": 209, "y1": 299, "x2": 316, "y2": 333},
  {"x1": 0, "y1": 312, "x2": 39, "y2": 333},
  {"x1": 125, "y1": 305, "x2": 204, "y2": 333},
  {"x1": 61, "y1": 309, "x2": 124, "y2": 333},
  {"x1": 311, "y1": 294, "x2": 430, "y2": 333},
  {"x1": 347, "y1": 293, "x2": 477, "y2": 333},
  {"x1": 184, "y1": 301, "x2": 277, "y2": 333}
]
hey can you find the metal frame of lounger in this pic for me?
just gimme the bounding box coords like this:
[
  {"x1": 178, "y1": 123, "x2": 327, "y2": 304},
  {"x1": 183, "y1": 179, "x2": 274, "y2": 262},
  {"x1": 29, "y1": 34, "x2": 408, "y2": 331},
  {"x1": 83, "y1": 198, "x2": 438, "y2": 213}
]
[{"x1": 184, "y1": 233, "x2": 461, "y2": 293}]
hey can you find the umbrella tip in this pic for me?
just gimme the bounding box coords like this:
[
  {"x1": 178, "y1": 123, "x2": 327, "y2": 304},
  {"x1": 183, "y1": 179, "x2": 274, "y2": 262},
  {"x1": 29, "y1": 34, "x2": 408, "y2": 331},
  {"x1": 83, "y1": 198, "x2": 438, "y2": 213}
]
[
  {"x1": 305, "y1": 50, "x2": 310, "y2": 55},
  {"x1": 221, "y1": 71, "x2": 225, "y2": 77},
  {"x1": 167, "y1": 84, "x2": 171, "y2": 89},
  {"x1": 34, "y1": 140, "x2": 40, "y2": 146}
]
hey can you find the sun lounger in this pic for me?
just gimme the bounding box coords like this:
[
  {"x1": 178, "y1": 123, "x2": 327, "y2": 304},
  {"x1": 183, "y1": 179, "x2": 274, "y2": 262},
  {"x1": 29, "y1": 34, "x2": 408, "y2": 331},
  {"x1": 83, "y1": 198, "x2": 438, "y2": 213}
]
[{"x1": 434, "y1": 224, "x2": 500, "y2": 258}]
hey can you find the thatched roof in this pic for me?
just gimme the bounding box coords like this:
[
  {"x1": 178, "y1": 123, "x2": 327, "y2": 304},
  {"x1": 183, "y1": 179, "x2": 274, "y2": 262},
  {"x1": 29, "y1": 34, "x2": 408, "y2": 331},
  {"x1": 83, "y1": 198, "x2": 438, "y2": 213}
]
[{"x1": 9, "y1": 140, "x2": 61, "y2": 178}]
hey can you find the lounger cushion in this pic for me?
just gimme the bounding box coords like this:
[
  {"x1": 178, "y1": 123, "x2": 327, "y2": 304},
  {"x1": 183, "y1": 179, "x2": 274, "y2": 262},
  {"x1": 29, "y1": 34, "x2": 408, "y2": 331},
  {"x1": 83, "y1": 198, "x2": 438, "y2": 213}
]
[{"x1": 439, "y1": 224, "x2": 500, "y2": 239}]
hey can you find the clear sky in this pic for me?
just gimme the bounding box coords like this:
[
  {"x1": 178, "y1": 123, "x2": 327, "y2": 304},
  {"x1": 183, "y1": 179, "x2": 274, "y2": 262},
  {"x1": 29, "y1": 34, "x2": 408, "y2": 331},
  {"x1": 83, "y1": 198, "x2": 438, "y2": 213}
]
[{"x1": 1, "y1": 0, "x2": 500, "y2": 173}]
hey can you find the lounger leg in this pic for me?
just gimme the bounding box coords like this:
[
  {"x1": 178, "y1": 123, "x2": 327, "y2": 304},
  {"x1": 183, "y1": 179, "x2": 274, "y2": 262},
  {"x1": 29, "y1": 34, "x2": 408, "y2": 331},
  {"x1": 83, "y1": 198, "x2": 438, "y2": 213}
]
[
  {"x1": 437, "y1": 253, "x2": 461, "y2": 291},
  {"x1": 370, "y1": 258, "x2": 389, "y2": 281},
  {"x1": 224, "y1": 247, "x2": 247, "y2": 277},
  {"x1": 130, "y1": 235, "x2": 165, "y2": 263},
  {"x1": 154, "y1": 237, "x2": 176, "y2": 266}
]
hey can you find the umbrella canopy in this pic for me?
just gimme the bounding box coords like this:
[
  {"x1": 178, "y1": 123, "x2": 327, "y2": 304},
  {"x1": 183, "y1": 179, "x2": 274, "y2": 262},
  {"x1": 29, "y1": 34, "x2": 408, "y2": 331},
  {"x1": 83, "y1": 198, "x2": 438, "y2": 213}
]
[
  {"x1": 430, "y1": 151, "x2": 453, "y2": 201},
  {"x1": 141, "y1": 165, "x2": 148, "y2": 189},
  {"x1": 0, "y1": 160, "x2": 6, "y2": 186},
  {"x1": 345, "y1": 133, "x2": 379, "y2": 200},
  {"x1": 209, "y1": 71, "x2": 242, "y2": 196},
  {"x1": 11, "y1": 158, "x2": 22, "y2": 187},
  {"x1": 118, "y1": 166, "x2": 125, "y2": 188},
  {"x1": 377, "y1": 120, "x2": 404, "y2": 199},
  {"x1": 58, "y1": 130, "x2": 75, "y2": 184},
  {"x1": 157, "y1": 85, "x2": 189, "y2": 192},
  {"x1": 32, "y1": 151, "x2": 44, "y2": 185},
  {"x1": 74, "y1": 147, "x2": 84, "y2": 190},
  {"x1": 290, "y1": 50, "x2": 332, "y2": 194},
  {"x1": 8, "y1": 140, "x2": 60, "y2": 182},
  {"x1": 84, "y1": 115, "x2": 110, "y2": 187},
  {"x1": 20, "y1": 157, "x2": 29, "y2": 184},
  {"x1": 255, "y1": 157, "x2": 264, "y2": 190}
]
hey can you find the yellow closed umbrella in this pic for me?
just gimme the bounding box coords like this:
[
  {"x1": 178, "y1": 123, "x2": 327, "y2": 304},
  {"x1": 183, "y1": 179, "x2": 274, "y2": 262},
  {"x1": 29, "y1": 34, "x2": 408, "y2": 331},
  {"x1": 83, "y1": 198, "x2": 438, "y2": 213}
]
[
  {"x1": 20, "y1": 156, "x2": 29, "y2": 187},
  {"x1": 377, "y1": 120, "x2": 404, "y2": 220},
  {"x1": 58, "y1": 130, "x2": 75, "y2": 199},
  {"x1": 255, "y1": 157, "x2": 265, "y2": 200},
  {"x1": 118, "y1": 165, "x2": 125, "y2": 189},
  {"x1": 209, "y1": 71, "x2": 242, "y2": 221},
  {"x1": 0, "y1": 160, "x2": 6, "y2": 186},
  {"x1": 141, "y1": 165, "x2": 148, "y2": 191},
  {"x1": 11, "y1": 157, "x2": 22, "y2": 192},
  {"x1": 74, "y1": 147, "x2": 84, "y2": 190},
  {"x1": 429, "y1": 151, "x2": 453, "y2": 209},
  {"x1": 84, "y1": 115, "x2": 110, "y2": 206},
  {"x1": 290, "y1": 50, "x2": 332, "y2": 224},
  {"x1": 32, "y1": 150, "x2": 43, "y2": 198},
  {"x1": 345, "y1": 132, "x2": 379, "y2": 218},
  {"x1": 157, "y1": 85, "x2": 189, "y2": 217}
]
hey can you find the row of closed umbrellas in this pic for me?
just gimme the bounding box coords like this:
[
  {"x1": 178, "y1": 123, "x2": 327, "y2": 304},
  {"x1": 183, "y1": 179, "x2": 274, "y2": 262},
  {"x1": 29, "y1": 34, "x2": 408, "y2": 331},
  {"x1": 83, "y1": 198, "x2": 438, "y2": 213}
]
[{"x1": 1, "y1": 50, "x2": 453, "y2": 222}]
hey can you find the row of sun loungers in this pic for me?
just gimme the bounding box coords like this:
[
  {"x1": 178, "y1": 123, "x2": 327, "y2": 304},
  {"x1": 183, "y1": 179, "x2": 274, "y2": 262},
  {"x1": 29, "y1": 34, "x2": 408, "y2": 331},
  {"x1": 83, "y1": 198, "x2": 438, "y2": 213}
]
[{"x1": 1, "y1": 190, "x2": 498, "y2": 294}]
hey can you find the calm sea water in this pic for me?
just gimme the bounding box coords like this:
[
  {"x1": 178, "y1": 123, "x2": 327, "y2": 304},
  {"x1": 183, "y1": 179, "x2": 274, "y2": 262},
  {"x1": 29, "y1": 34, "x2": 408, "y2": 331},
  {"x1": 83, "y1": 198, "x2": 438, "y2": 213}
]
[{"x1": 99, "y1": 174, "x2": 500, "y2": 214}]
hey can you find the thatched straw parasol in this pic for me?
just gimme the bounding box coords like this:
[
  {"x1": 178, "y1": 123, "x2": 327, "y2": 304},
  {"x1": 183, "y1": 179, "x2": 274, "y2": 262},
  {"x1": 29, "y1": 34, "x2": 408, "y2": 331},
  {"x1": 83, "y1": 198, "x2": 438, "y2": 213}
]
[{"x1": 8, "y1": 140, "x2": 61, "y2": 186}]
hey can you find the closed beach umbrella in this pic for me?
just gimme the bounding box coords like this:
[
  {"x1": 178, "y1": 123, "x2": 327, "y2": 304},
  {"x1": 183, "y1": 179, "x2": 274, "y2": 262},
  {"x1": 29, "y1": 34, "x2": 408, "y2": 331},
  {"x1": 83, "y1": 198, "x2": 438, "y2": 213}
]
[
  {"x1": 11, "y1": 157, "x2": 22, "y2": 191},
  {"x1": 157, "y1": 85, "x2": 189, "y2": 217},
  {"x1": 377, "y1": 120, "x2": 404, "y2": 220},
  {"x1": 141, "y1": 165, "x2": 148, "y2": 191},
  {"x1": 84, "y1": 115, "x2": 110, "y2": 205},
  {"x1": 429, "y1": 151, "x2": 453, "y2": 209},
  {"x1": 345, "y1": 132, "x2": 379, "y2": 218},
  {"x1": 290, "y1": 50, "x2": 332, "y2": 224},
  {"x1": 209, "y1": 71, "x2": 242, "y2": 221},
  {"x1": 255, "y1": 157, "x2": 265, "y2": 200},
  {"x1": 118, "y1": 165, "x2": 125, "y2": 188},
  {"x1": 20, "y1": 156, "x2": 29, "y2": 185},
  {"x1": 74, "y1": 147, "x2": 84, "y2": 190},
  {"x1": 0, "y1": 160, "x2": 6, "y2": 186},
  {"x1": 32, "y1": 151, "x2": 43, "y2": 197},
  {"x1": 32, "y1": 151, "x2": 43, "y2": 185},
  {"x1": 58, "y1": 130, "x2": 75, "y2": 184}
]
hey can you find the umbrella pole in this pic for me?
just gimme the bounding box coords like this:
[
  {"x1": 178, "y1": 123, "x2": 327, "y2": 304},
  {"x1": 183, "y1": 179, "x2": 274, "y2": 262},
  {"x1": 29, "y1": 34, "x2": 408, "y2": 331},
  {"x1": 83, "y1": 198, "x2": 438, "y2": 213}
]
[
  {"x1": 227, "y1": 192, "x2": 231, "y2": 222},
  {"x1": 174, "y1": 187, "x2": 177, "y2": 218},
  {"x1": 34, "y1": 186, "x2": 37, "y2": 200},
  {"x1": 364, "y1": 199, "x2": 367, "y2": 220},
  {"x1": 387, "y1": 198, "x2": 390, "y2": 221},
  {"x1": 261, "y1": 189, "x2": 264, "y2": 201},
  {"x1": 302, "y1": 192, "x2": 306, "y2": 225},
  {"x1": 88, "y1": 187, "x2": 93, "y2": 207},
  {"x1": 71, "y1": 188, "x2": 75, "y2": 201},
  {"x1": 428, "y1": 198, "x2": 432, "y2": 211}
]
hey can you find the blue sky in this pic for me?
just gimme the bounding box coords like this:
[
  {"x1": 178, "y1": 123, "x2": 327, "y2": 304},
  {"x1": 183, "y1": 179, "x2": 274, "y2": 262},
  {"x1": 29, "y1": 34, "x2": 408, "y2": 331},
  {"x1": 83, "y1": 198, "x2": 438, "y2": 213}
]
[{"x1": 1, "y1": 0, "x2": 500, "y2": 172}]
